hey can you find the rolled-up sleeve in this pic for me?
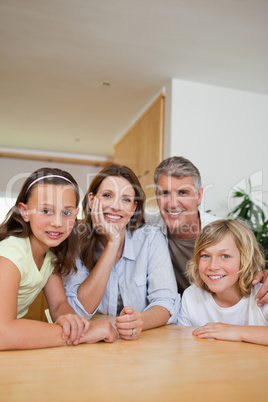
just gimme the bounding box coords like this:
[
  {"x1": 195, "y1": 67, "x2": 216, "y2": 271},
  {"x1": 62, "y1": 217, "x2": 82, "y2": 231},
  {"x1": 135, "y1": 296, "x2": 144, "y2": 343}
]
[
  {"x1": 141, "y1": 227, "x2": 180, "y2": 324},
  {"x1": 64, "y1": 259, "x2": 96, "y2": 320}
]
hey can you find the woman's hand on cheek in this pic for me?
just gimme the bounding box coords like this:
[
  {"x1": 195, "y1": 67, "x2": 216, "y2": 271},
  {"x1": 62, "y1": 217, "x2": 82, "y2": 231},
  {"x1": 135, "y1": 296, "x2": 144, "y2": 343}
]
[
  {"x1": 115, "y1": 306, "x2": 143, "y2": 340},
  {"x1": 55, "y1": 314, "x2": 90, "y2": 345},
  {"x1": 91, "y1": 197, "x2": 121, "y2": 244}
]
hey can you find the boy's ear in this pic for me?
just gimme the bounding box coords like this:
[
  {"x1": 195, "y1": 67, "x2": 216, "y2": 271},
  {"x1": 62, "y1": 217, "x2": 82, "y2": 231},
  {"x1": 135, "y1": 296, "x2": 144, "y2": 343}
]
[
  {"x1": 18, "y1": 202, "x2": 29, "y2": 222},
  {"x1": 88, "y1": 193, "x2": 94, "y2": 209}
]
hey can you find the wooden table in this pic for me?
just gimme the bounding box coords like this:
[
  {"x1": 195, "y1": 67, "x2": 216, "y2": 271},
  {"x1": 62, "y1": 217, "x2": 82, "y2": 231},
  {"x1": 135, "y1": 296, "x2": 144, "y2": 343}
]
[{"x1": 0, "y1": 316, "x2": 267, "y2": 402}]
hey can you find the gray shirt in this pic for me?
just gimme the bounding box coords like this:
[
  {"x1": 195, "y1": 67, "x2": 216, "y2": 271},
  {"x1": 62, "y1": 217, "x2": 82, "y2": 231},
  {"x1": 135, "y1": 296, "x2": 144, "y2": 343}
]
[{"x1": 167, "y1": 234, "x2": 195, "y2": 295}]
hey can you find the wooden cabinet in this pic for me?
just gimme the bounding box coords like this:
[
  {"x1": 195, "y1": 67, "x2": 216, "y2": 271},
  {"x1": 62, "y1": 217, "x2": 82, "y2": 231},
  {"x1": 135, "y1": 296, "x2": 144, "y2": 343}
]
[{"x1": 114, "y1": 94, "x2": 164, "y2": 210}]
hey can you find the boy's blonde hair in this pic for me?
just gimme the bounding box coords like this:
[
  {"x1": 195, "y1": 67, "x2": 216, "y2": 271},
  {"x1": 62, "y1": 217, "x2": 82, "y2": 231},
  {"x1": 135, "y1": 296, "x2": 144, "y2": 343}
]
[{"x1": 188, "y1": 219, "x2": 265, "y2": 297}]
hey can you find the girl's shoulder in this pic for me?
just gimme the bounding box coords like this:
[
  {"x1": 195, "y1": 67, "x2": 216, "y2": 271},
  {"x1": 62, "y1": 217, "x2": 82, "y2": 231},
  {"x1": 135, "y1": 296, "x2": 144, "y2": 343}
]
[
  {"x1": 0, "y1": 237, "x2": 32, "y2": 274},
  {"x1": 0, "y1": 236, "x2": 30, "y2": 254}
]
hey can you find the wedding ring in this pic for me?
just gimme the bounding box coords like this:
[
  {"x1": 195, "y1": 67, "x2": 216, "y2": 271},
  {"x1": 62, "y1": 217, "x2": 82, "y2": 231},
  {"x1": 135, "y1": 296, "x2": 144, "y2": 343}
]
[{"x1": 132, "y1": 328, "x2": 136, "y2": 336}]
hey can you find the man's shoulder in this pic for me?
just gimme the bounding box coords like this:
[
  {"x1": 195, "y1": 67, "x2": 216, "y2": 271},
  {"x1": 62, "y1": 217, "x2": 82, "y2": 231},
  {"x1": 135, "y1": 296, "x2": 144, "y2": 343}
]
[
  {"x1": 145, "y1": 210, "x2": 167, "y2": 235},
  {"x1": 200, "y1": 211, "x2": 222, "y2": 228}
]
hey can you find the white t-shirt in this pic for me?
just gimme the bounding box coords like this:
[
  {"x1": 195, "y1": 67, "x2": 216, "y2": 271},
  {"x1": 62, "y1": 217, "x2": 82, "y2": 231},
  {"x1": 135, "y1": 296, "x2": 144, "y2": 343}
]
[{"x1": 177, "y1": 283, "x2": 268, "y2": 327}]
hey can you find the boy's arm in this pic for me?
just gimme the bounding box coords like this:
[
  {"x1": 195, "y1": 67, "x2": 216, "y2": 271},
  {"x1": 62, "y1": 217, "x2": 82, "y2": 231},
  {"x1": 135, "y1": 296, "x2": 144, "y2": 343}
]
[{"x1": 193, "y1": 322, "x2": 268, "y2": 346}]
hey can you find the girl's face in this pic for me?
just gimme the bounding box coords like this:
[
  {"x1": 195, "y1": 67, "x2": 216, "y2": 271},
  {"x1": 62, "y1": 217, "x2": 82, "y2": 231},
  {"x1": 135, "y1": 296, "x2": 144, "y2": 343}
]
[
  {"x1": 198, "y1": 234, "x2": 241, "y2": 302},
  {"x1": 90, "y1": 176, "x2": 137, "y2": 233},
  {"x1": 19, "y1": 184, "x2": 79, "y2": 252}
]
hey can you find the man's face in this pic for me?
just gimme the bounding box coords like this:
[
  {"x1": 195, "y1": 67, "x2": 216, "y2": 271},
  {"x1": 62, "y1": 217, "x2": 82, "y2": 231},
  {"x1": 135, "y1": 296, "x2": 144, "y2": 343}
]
[{"x1": 156, "y1": 174, "x2": 203, "y2": 238}]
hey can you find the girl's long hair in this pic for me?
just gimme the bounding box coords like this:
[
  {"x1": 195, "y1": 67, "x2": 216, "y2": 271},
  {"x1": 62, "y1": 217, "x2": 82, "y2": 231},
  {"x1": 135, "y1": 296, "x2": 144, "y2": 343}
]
[
  {"x1": 79, "y1": 164, "x2": 145, "y2": 272},
  {"x1": 0, "y1": 167, "x2": 80, "y2": 275}
]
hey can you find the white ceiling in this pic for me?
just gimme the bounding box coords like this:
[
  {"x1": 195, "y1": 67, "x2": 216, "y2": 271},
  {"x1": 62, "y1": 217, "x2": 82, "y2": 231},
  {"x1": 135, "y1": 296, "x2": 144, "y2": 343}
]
[{"x1": 1, "y1": 0, "x2": 268, "y2": 160}]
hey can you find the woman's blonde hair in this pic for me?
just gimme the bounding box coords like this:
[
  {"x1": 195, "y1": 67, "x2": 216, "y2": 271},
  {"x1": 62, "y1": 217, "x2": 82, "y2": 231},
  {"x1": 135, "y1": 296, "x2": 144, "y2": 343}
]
[{"x1": 188, "y1": 219, "x2": 265, "y2": 297}]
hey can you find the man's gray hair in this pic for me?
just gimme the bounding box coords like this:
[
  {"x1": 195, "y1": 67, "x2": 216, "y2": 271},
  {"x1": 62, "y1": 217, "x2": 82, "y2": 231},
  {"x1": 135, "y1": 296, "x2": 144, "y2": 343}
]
[{"x1": 154, "y1": 156, "x2": 202, "y2": 192}]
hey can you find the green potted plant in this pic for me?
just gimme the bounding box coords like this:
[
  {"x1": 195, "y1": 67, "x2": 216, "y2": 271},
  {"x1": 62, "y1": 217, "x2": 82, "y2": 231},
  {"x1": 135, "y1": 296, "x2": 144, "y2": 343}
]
[{"x1": 228, "y1": 180, "x2": 268, "y2": 269}]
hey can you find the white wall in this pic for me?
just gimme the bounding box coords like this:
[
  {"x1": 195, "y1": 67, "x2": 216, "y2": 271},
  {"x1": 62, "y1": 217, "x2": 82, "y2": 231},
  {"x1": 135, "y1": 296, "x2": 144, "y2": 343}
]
[
  {"x1": 164, "y1": 79, "x2": 268, "y2": 218},
  {"x1": 0, "y1": 157, "x2": 102, "y2": 222}
]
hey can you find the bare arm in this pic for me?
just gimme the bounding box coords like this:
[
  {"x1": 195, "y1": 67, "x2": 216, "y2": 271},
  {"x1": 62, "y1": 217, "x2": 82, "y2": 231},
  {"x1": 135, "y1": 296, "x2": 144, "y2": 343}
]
[
  {"x1": 44, "y1": 273, "x2": 77, "y2": 320},
  {"x1": 77, "y1": 197, "x2": 121, "y2": 313},
  {"x1": 43, "y1": 273, "x2": 90, "y2": 344},
  {"x1": 0, "y1": 257, "x2": 115, "y2": 350},
  {"x1": 141, "y1": 306, "x2": 170, "y2": 330},
  {"x1": 0, "y1": 257, "x2": 71, "y2": 350},
  {"x1": 192, "y1": 322, "x2": 268, "y2": 346},
  {"x1": 0, "y1": 318, "x2": 116, "y2": 350}
]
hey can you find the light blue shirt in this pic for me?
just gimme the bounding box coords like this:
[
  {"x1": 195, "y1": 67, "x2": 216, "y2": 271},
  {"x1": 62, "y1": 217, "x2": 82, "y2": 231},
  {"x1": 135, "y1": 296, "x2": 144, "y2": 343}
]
[{"x1": 64, "y1": 225, "x2": 180, "y2": 324}]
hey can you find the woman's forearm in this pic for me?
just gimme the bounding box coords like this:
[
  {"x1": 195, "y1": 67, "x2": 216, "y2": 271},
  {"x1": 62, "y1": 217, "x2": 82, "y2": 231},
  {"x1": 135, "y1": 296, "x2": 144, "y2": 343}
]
[
  {"x1": 49, "y1": 301, "x2": 76, "y2": 322},
  {"x1": 77, "y1": 241, "x2": 118, "y2": 313},
  {"x1": 141, "y1": 306, "x2": 170, "y2": 331}
]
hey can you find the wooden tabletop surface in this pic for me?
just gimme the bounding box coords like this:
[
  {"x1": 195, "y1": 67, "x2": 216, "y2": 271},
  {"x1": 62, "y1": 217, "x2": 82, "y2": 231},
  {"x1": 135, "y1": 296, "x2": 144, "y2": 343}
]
[{"x1": 0, "y1": 316, "x2": 267, "y2": 402}]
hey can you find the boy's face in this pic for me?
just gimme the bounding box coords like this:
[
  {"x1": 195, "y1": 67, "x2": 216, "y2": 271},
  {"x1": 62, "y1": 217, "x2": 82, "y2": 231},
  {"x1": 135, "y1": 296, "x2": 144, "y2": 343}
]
[{"x1": 198, "y1": 234, "x2": 241, "y2": 303}]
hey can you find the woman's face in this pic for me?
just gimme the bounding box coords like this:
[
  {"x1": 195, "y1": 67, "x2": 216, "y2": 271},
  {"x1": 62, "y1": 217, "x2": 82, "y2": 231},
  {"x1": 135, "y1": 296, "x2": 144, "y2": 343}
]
[{"x1": 90, "y1": 176, "x2": 137, "y2": 232}]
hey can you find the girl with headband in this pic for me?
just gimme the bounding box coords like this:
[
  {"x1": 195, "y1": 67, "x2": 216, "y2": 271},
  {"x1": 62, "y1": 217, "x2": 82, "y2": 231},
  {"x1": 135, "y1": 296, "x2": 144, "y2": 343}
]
[{"x1": 0, "y1": 167, "x2": 116, "y2": 350}]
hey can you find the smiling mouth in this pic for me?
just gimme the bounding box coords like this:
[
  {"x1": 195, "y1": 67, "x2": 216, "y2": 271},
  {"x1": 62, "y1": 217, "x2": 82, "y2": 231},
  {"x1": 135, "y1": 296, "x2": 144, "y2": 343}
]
[
  {"x1": 207, "y1": 275, "x2": 226, "y2": 280},
  {"x1": 166, "y1": 210, "x2": 183, "y2": 216},
  {"x1": 104, "y1": 213, "x2": 121, "y2": 221},
  {"x1": 46, "y1": 231, "x2": 63, "y2": 237}
]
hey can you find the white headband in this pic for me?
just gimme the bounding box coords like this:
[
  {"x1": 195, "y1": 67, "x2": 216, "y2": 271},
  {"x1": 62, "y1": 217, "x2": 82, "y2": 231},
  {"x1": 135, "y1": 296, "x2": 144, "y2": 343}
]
[{"x1": 25, "y1": 175, "x2": 74, "y2": 196}]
